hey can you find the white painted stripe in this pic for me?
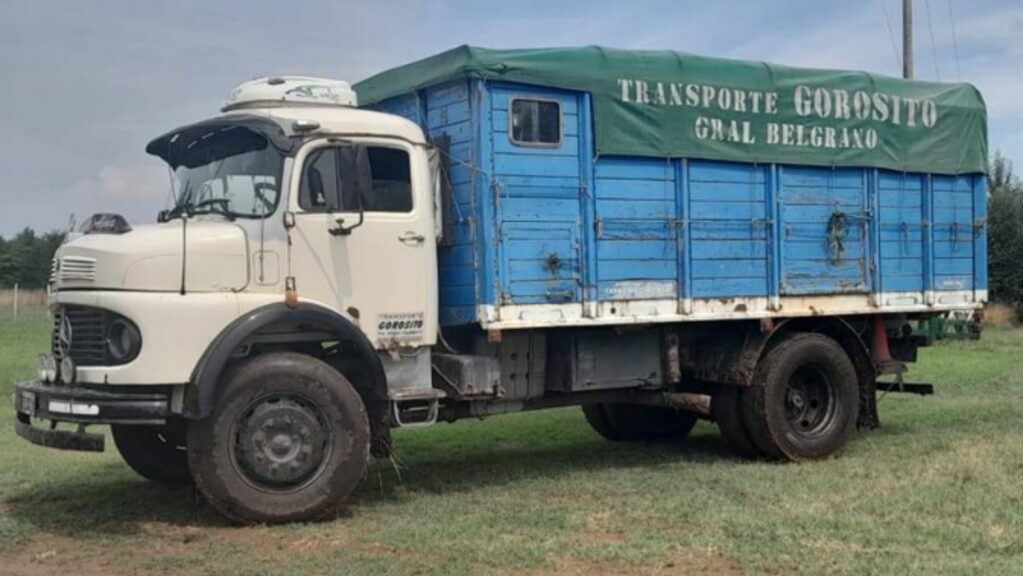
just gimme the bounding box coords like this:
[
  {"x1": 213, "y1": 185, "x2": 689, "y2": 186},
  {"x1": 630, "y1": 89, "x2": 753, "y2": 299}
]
[{"x1": 479, "y1": 291, "x2": 983, "y2": 330}]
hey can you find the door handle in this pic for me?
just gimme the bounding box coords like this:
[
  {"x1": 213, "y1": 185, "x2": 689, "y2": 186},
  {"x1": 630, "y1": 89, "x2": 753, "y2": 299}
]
[{"x1": 398, "y1": 231, "x2": 425, "y2": 245}]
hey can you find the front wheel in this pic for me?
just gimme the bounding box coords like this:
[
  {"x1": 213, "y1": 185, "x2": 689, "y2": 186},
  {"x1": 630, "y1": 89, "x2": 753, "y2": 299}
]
[{"x1": 187, "y1": 352, "x2": 370, "y2": 524}]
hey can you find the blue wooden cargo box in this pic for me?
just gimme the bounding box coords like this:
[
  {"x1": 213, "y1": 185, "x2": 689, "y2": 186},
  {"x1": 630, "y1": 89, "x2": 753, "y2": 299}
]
[{"x1": 354, "y1": 46, "x2": 988, "y2": 330}]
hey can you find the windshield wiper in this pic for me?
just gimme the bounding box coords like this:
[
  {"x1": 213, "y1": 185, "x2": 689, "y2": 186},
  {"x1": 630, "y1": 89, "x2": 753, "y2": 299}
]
[
  {"x1": 189, "y1": 198, "x2": 236, "y2": 221},
  {"x1": 159, "y1": 180, "x2": 193, "y2": 222}
]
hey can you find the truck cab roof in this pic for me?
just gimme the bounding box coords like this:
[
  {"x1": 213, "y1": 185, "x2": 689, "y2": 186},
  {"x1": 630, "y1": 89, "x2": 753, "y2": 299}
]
[{"x1": 244, "y1": 105, "x2": 427, "y2": 146}]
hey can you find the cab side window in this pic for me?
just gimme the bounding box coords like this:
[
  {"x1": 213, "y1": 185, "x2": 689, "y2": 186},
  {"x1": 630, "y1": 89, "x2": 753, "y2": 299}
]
[
  {"x1": 299, "y1": 145, "x2": 412, "y2": 213},
  {"x1": 299, "y1": 147, "x2": 341, "y2": 211},
  {"x1": 366, "y1": 147, "x2": 412, "y2": 212}
]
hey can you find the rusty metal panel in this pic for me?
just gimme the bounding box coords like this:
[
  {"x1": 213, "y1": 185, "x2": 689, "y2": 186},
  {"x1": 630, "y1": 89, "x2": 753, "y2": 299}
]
[{"x1": 548, "y1": 331, "x2": 661, "y2": 392}]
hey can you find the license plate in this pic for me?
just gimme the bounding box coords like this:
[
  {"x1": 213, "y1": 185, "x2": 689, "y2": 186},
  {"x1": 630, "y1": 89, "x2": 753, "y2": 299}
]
[{"x1": 19, "y1": 391, "x2": 36, "y2": 416}]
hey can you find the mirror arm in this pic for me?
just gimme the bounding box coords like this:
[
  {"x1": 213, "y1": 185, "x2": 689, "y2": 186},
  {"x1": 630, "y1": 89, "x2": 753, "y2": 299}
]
[{"x1": 329, "y1": 210, "x2": 364, "y2": 236}]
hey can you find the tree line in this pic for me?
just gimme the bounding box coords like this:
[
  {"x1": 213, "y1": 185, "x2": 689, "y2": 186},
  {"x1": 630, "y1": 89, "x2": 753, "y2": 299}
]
[
  {"x1": 2, "y1": 154, "x2": 1023, "y2": 300},
  {"x1": 0, "y1": 228, "x2": 64, "y2": 289},
  {"x1": 987, "y1": 153, "x2": 1023, "y2": 305}
]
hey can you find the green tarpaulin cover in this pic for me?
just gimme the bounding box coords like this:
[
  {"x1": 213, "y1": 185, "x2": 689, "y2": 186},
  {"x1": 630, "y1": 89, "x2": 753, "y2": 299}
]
[{"x1": 354, "y1": 46, "x2": 987, "y2": 175}]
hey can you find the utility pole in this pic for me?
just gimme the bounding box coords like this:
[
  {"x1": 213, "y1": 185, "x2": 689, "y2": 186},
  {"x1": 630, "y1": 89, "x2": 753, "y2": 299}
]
[{"x1": 903, "y1": 0, "x2": 914, "y2": 79}]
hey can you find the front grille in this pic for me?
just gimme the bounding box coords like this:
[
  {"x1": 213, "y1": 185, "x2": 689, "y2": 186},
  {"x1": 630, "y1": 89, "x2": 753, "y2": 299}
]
[{"x1": 53, "y1": 306, "x2": 110, "y2": 366}]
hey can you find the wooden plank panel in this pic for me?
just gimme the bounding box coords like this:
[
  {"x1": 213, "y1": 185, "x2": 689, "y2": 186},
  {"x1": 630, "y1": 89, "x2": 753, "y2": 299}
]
[
  {"x1": 595, "y1": 178, "x2": 676, "y2": 201},
  {"x1": 692, "y1": 277, "x2": 768, "y2": 297},
  {"x1": 691, "y1": 258, "x2": 768, "y2": 279},
  {"x1": 494, "y1": 152, "x2": 580, "y2": 178}
]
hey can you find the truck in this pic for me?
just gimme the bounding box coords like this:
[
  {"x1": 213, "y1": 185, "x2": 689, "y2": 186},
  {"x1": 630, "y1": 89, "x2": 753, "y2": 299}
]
[{"x1": 14, "y1": 46, "x2": 988, "y2": 524}]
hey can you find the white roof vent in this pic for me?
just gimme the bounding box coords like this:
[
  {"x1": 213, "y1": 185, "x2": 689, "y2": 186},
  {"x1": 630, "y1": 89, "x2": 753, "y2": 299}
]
[{"x1": 221, "y1": 76, "x2": 357, "y2": 112}]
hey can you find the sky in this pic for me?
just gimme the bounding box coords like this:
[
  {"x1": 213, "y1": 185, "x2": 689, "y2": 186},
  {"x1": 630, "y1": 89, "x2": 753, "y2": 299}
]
[{"x1": 0, "y1": 0, "x2": 1020, "y2": 236}]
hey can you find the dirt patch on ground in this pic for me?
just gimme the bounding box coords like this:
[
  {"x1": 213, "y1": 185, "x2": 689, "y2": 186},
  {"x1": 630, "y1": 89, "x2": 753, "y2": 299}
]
[
  {"x1": 514, "y1": 548, "x2": 741, "y2": 576},
  {"x1": 10, "y1": 518, "x2": 446, "y2": 575},
  {"x1": 0, "y1": 534, "x2": 132, "y2": 576},
  {"x1": 579, "y1": 511, "x2": 627, "y2": 545}
]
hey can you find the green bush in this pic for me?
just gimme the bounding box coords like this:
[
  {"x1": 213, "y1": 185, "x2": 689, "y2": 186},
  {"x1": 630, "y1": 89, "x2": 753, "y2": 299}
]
[{"x1": 988, "y1": 152, "x2": 1023, "y2": 305}]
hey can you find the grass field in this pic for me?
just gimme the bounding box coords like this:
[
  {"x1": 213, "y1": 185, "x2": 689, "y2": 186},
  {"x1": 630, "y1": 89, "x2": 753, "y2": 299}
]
[{"x1": 1, "y1": 306, "x2": 1021, "y2": 575}]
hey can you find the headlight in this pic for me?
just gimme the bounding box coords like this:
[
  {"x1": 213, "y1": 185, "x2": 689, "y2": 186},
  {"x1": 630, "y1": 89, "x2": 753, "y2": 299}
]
[
  {"x1": 37, "y1": 355, "x2": 57, "y2": 383},
  {"x1": 106, "y1": 318, "x2": 142, "y2": 363},
  {"x1": 59, "y1": 356, "x2": 76, "y2": 385}
]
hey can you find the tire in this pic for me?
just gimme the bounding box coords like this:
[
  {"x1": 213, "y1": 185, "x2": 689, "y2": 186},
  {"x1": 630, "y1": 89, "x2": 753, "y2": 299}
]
[
  {"x1": 187, "y1": 352, "x2": 370, "y2": 524},
  {"x1": 111, "y1": 418, "x2": 191, "y2": 485},
  {"x1": 582, "y1": 403, "x2": 698, "y2": 442},
  {"x1": 710, "y1": 386, "x2": 762, "y2": 459},
  {"x1": 581, "y1": 403, "x2": 625, "y2": 441},
  {"x1": 741, "y1": 333, "x2": 859, "y2": 461}
]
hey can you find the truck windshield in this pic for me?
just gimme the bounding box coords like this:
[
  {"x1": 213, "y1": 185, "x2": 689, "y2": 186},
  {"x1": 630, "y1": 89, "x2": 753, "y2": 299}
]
[{"x1": 166, "y1": 145, "x2": 285, "y2": 220}]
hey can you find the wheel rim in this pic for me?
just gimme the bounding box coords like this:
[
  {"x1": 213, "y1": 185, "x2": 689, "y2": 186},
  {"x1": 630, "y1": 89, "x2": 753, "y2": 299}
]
[
  {"x1": 231, "y1": 395, "x2": 332, "y2": 492},
  {"x1": 783, "y1": 365, "x2": 838, "y2": 439}
]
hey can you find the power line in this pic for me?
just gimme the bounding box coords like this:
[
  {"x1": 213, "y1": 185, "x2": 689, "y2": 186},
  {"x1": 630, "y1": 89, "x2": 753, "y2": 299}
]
[
  {"x1": 946, "y1": 0, "x2": 963, "y2": 81},
  {"x1": 879, "y1": 0, "x2": 903, "y2": 72},
  {"x1": 923, "y1": 0, "x2": 941, "y2": 80}
]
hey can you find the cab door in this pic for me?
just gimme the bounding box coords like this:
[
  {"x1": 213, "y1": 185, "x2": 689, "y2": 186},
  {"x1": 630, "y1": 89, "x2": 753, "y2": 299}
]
[{"x1": 289, "y1": 137, "x2": 437, "y2": 348}]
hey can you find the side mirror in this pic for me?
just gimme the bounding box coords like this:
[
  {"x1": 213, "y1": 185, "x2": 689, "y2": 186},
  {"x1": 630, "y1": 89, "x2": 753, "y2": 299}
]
[{"x1": 329, "y1": 145, "x2": 368, "y2": 236}]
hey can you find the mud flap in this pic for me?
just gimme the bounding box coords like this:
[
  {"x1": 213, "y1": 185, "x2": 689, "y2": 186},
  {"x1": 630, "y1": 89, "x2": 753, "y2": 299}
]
[{"x1": 857, "y1": 374, "x2": 880, "y2": 430}]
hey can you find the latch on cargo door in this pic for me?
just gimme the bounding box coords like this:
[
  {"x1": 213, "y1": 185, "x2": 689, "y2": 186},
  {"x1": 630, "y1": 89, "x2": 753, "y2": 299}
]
[
  {"x1": 826, "y1": 211, "x2": 848, "y2": 264},
  {"x1": 545, "y1": 253, "x2": 562, "y2": 275}
]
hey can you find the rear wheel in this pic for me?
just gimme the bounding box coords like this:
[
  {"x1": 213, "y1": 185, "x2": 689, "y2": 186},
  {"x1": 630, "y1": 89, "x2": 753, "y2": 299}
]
[
  {"x1": 112, "y1": 419, "x2": 191, "y2": 485},
  {"x1": 710, "y1": 386, "x2": 762, "y2": 459},
  {"x1": 741, "y1": 333, "x2": 859, "y2": 461},
  {"x1": 582, "y1": 403, "x2": 698, "y2": 441},
  {"x1": 187, "y1": 352, "x2": 370, "y2": 524}
]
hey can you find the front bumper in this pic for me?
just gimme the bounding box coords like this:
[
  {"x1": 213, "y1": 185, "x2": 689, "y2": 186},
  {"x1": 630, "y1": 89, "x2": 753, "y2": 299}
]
[{"x1": 13, "y1": 380, "x2": 171, "y2": 452}]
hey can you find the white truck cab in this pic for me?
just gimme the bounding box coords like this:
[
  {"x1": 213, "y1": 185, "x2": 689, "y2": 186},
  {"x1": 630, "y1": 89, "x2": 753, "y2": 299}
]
[
  {"x1": 48, "y1": 78, "x2": 440, "y2": 385},
  {"x1": 19, "y1": 77, "x2": 447, "y2": 523}
]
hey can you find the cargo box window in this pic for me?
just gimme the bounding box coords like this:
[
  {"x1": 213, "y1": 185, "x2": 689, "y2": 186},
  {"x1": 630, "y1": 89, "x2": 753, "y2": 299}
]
[
  {"x1": 300, "y1": 145, "x2": 412, "y2": 213},
  {"x1": 510, "y1": 98, "x2": 561, "y2": 146}
]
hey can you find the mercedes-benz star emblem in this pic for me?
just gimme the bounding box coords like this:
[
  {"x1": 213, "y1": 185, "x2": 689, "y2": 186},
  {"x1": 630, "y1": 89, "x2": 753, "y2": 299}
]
[{"x1": 55, "y1": 313, "x2": 72, "y2": 359}]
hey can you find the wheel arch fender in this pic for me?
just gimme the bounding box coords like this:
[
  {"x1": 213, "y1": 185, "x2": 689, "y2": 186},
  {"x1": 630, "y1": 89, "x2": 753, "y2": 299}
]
[
  {"x1": 694, "y1": 316, "x2": 871, "y2": 388},
  {"x1": 764, "y1": 317, "x2": 871, "y2": 371},
  {"x1": 185, "y1": 303, "x2": 390, "y2": 442}
]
